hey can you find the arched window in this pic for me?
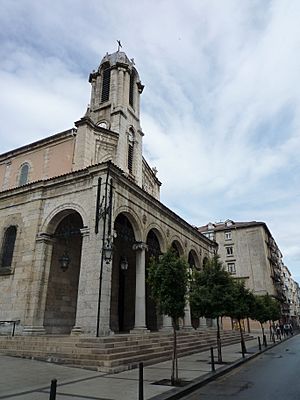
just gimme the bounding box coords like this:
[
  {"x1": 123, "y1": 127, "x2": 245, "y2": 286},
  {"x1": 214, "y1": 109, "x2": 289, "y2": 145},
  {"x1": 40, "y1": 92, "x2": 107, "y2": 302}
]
[
  {"x1": 129, "y1": 70, "x2": 135, "y2": 107},
  {"x1": 101, "y1": 62, "x2": 111, "y2": 103},
  {"x1": 19, "y1": 163, "x2": 29, "y2": 186},
  {"x1": 1, "y1": 226, "x2": 17, "y2": 268},
  {"x1": 202, "y1": 256, "x2": 209, "y2": 268},
  {"x1": 128, "y1": 128, "x2": 135, "y2": 174}
]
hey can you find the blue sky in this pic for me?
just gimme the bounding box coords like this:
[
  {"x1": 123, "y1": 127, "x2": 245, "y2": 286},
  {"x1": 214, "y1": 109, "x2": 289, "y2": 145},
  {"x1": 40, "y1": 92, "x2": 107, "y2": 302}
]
[{"x1": 1, "y1": 0, "x2": 300, "y2": 281}]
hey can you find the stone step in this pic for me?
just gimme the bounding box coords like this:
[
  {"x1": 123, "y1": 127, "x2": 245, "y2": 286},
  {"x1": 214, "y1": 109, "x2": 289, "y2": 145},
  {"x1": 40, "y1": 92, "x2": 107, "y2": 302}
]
[{"x1": 0, "y1": 330, "x2": 253, "y2": 373}]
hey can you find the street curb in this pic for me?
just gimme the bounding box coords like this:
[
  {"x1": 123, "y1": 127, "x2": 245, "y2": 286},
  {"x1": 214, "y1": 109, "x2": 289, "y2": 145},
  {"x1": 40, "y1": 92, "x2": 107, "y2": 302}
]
[{"x1": 149, "y1": 334, "x2": 297, "y2": 400}]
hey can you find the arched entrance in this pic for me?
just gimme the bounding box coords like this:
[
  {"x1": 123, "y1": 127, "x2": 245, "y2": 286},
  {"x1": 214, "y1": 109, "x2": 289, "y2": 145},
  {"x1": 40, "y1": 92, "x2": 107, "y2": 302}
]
[
  {"x1": 146, "y1": 229, "x2": 161, "y2": 331},
  {"x1": 188, "y1": 250, "x2": 199, "y2": 329},
  {"x1": 110, "y1": 213, "x2": 136, "y2": 333},
  {"x1": 44, "y1": 211, "x2": 83, "y2": 334},
  {"x1": 171, "y1": 240, "x2": 183, "y2": 257}
]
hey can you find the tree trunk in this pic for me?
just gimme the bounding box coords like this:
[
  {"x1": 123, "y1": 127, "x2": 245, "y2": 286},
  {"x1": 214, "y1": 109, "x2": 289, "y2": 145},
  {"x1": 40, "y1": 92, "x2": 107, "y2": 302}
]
[
  {"x1": 216, "y1": 316, "x2": 222, "y2": 363},
  {"x1": 238, "y1": 319, "x2": 247, "y2": 354},
  {"x1": 171, "y1": 318, "x2": 178, "y2": 385},
  {"x1": 260, "y1": 322, "x2": 265, "y2": 336}
]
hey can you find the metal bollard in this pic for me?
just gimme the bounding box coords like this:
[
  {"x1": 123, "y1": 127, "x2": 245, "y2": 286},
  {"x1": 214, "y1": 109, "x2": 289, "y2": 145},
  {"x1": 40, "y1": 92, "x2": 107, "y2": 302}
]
[
  {"x1": 258, "y1": 336, "x2": 262, "y2": 351},
  {"x1": 210, "y1": 347, "x2": 215, "y2": 372},
  {"x1": 49, "y1": 379, "x2": 57, "y2": 400},
  {"x1": 241, "y1": 341, "x2": 245, "y2": 358},
  {"x1": 139, "y1": 362, "x2": 144, "y2": 400}
]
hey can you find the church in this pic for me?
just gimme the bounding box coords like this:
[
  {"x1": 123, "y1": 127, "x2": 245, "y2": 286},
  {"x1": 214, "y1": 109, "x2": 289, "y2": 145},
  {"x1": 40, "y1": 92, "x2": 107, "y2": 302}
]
[{"x1": 0, "y1": 49, "x2": 215, "y2": 336}]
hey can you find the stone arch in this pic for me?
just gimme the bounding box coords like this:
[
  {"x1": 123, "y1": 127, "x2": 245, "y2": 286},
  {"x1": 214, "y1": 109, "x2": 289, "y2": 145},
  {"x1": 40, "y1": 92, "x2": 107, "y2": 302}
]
[
  {"x1": 170, "y1": 237, "x2": 184, "y2": 257},
  {"x1": 145, "y1": 228, "x2": 162, "y2": 331},
  {"x1": 43, "y1": 209, "x2": 84, "y2": 334},
  {"x1": 202, "y1": 256, "x2": 209, "y2": 268},
  {"x1": 113, "y1": 206, "x2": 142, "y2": 242},
  {"x1": 188, "y1": 248, "x2": 201, "y2": 270},
  {"x1": 41, "y1": 203, "x2": 88, "y2": 235},
  {"x1": 188, "y1": 249, "x2": 201, "y2": 329},
  {"x1": 110, "y1": 212, "x2": 137, "y2": 333},
  {"x1": 144, "y1": 223, "x2": 167, "y2": 253}
]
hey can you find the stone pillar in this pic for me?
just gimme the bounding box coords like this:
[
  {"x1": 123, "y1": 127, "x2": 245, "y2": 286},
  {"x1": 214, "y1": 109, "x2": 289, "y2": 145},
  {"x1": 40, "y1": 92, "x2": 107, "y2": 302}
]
[
  {"x1": 160, "y1": 315, "x2": 173, "y2": 331},
  {"x1": 23, "y1": 233, "x2": 54, "y2": 335},
  {"x1": 130, "y1": 242, "x2": 149, "y2": 333},
  {"x1": 71, "y1": 227, "x2": 90, "y2": 336},
  {"x1": 182, "y1": 301, "x2": 193, "y2": 330},
  {"x1": 198, "y1": 317, "x2": 208, "y2": 330}
]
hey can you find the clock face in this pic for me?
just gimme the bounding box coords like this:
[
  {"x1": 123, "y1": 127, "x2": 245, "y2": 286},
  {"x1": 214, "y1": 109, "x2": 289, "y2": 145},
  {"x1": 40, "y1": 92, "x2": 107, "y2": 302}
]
[{"x1": 98, "y1": 121, "x2": 107, "y2": 129}]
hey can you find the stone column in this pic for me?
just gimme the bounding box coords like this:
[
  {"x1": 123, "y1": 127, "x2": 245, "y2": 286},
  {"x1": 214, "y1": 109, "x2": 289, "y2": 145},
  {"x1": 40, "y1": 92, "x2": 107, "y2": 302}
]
[
  {"x1": 130, "y1": 242, "x2": 149, "y2": 333},
  {"x1": 23, "y1": 233, "x2": 54, "y2": 335},
  {"x1": 198, "y1": 317, "x2": 208, "y2": 330},
  {"x1": 182, "y1": 301, "x2": 193, "y2": 330},
  {"x1": 71, "y1": 227, "x2": 90, "y2": 336},
  {"x1": 160, "y1": 315, "x2": 173, "y2": 331}
]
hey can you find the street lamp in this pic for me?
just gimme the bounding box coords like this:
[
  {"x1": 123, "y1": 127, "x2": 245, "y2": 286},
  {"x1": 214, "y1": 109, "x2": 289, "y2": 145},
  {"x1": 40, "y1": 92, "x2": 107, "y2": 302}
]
[
  {"x1": 103, "y1": 238, "x2": 113, "y2": 264},
  {"x1": 59, "y1": 253, "x2": 71, "y2": 272},
  {"x1": 120, "y1": 256, "x2": 128, "y2": 271}
]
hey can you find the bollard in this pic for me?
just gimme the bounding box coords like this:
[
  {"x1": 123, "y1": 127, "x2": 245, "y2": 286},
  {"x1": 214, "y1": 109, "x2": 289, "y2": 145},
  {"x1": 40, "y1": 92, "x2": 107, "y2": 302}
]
[
  {"x1": 139, "y1": 362, "x2": 144, "y2": 400},
  {"x1": 272, "y1": 334, "x2": 275, "y2": 344},
  {"x1": 258, "y1": 336, "x2": 262, "y2": 351},
  {"x1": 241, "y1": 341, "x2": 245, "y2": 358},
  {"x1": 210, "y1": 347, "x2": 215, "y2": 372},
  {"x1": 49, "y1": 379, "x2": 57, "y2": 400}
]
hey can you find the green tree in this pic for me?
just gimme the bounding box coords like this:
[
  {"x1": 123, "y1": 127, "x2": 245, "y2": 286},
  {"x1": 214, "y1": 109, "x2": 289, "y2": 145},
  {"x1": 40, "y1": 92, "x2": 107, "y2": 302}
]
[
  {"x1": 228, "y1": 280, "x2": 255, "y2": 355},
  {"x1": 251, "y1": 294, "x2": 281, "y2": 337},
  {"x1": 189, "y1": 255, "x2": 235, "y2": 363},
  {"x1": 147, "y1": 248, "x2": 189, "y2": 385},
  {"x1": 251, "y1": 295, "x2": 270, "y2": 336}
]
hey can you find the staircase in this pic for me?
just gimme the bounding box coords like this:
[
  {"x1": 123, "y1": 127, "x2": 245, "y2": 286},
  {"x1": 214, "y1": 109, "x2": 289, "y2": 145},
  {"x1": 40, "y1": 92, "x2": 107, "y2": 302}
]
[{"x1": 0, "y1": 329, "x2": 253, "y2": 373}]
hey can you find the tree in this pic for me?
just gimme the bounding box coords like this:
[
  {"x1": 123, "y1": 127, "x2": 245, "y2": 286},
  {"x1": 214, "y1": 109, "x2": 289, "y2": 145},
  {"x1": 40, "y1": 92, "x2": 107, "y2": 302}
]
[
  {"x1": 147, "y1": 248, "x2": 189, "y2": 385},
  {"x1": 251, "y1": 294, "x2": 281, "y2": 337},
  {"x1": 228, "y1": 280, "x2": 256, "y2": 355},
  {"x1": 251, "y1": 295, "x2": 270, "y2": 336},
  {"x1": 189, "y1": 255, "x2": 235, "y2": 363}
]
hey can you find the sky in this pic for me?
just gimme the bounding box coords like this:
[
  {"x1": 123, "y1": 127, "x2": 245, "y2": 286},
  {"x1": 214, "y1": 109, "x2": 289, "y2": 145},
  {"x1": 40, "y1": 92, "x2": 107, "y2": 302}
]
[{"x1": 1, "y1": 0, "x2": 300, "y2": 281}]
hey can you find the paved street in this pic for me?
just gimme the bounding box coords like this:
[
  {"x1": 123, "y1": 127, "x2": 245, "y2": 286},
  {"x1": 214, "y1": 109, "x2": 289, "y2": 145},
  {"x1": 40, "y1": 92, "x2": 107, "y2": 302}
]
[
  {"x1": 0, "y1": 337, "x2": 261, "y2": 400},
  {"x1": 181, "y1": 334, "x2": 300, "y2": 400},
  {"x1": 0, "y1": 334, "x2": 294, "y2": 400}
]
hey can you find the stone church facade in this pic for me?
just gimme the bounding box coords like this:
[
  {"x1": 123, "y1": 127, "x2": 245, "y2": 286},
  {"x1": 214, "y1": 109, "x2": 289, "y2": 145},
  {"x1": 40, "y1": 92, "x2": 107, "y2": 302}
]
[{"x1": 0, "y1": 50, "x2": 215, "y2": 336}]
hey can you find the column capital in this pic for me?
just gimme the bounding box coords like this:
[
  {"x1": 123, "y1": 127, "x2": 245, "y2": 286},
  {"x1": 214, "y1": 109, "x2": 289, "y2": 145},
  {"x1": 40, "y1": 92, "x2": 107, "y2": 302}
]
[
  {"x1": 80, "y1": 227, "x2": 90, "y2": 237},
  {"x1": 132, "y1": 241, "x2": 148, "y2": 251},
  {"x1": 36, "y1": 233, "x2": 55, "y2": 244}
]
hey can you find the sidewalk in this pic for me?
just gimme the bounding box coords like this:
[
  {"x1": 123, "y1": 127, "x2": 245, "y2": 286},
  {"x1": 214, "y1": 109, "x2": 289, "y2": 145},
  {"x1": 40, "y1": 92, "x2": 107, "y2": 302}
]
[{"x1": 0, "y1": 334, "x2": 291, "y2": 400}]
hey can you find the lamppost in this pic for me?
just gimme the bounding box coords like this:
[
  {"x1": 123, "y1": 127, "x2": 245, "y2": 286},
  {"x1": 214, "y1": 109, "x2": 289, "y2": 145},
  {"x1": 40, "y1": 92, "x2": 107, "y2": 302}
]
[{"x1": 95, "y1": 161, "x2": 114, "y2": 337}]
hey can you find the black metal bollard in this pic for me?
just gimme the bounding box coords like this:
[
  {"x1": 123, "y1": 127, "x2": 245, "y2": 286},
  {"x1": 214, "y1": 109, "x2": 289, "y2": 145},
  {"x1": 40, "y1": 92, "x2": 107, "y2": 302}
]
[
  {"x1": 241, "y1": 341, "x2": 245, "y2": 358},
  {"x1": 138, "y1": 362, "x2": 144, "y2": 400},
  {"x1": 258, "y1": 336, "x2": 262, "y2": 351},
  {"x1": 210, "y1": 347, "x2": 215, "y2": 372},
  {"x1": 49, "y1": 379, "x2": 57, "y2": 400},
  {"x1": 272, "y1": 334, "x2": 275, "y2": 344}
]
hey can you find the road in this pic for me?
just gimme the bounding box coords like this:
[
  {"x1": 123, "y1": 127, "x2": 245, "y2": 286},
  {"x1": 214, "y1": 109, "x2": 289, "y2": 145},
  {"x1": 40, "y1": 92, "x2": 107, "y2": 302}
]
[{"x1": 181, "y1": 334, "x2": 300, "y2": 400}]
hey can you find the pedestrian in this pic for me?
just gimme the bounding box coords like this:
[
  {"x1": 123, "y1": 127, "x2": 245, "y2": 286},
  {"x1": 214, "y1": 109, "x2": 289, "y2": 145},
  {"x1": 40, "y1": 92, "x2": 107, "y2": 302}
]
[
  {"x1": 289, "y1": 323, "x2": 293, "y2": 336},
  {"x1": 283, "y1": 323, "x2": 290, "y2": 337},
  {"x1": 280, "y1": 323, "x2": 284, "y2": 336},
  {"x1": 275, "y1": 324, "x2": 281, "y2": 340}
]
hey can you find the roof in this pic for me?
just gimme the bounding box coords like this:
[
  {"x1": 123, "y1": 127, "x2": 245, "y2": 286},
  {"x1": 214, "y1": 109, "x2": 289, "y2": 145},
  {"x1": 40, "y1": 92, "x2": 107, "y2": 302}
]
[{"x1": 0, "y1": 128, "x2": 76, "y2": 161}]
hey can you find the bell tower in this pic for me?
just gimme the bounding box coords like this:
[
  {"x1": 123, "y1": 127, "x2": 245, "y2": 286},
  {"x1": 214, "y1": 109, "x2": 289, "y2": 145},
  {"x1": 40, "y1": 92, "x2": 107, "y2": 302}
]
[{"x1": 74, "y1": 49, "x2": 145, "y2": 186}]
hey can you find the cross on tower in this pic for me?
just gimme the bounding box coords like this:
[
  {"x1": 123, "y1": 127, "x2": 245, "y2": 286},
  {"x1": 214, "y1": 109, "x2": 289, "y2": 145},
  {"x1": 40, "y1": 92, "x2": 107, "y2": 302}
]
[{"x1": 117, "y1": 40, "x2": 122, "y2": 52}]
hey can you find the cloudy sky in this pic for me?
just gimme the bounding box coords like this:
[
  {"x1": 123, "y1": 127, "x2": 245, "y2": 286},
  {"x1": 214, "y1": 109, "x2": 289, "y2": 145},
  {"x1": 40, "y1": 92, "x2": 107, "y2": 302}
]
[{"x1": 1, "y1": 1, "x2": 300, "y2": 281}]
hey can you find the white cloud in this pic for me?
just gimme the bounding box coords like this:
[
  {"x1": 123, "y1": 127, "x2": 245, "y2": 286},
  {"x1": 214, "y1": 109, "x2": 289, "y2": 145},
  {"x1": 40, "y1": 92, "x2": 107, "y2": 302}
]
[{"x1": 0, "y1": 0, "x2": 300, "y2": 280}]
